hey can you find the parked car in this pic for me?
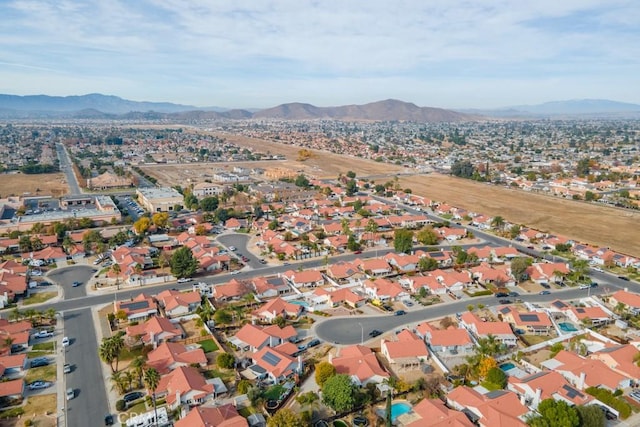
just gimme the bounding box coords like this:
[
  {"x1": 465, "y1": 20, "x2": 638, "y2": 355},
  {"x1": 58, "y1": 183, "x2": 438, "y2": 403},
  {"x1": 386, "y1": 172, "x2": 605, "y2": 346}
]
[
  {"x1": 28, "y1": 381, "x2": 52, "y2": 390},
  {"x1": 177, "y1": 277, "x2": 192, "y2": 283},
  {"x1": 306, "y1": 338, "x2": 321, "y2": 348},
  {"x1": 508, "y1": 292, "x2": 519, "y2": 297},
  {"x1": 66, "y1": 388, "x2": 75, "y2": 401},
  {"x1": 72, "y1": 281, "x2": 81, "y2": 287},
  {"x1": 259, "y1": 259, "x2": 267, "y2": 264},
  {"x1": 592, "y1": 267, "x2": 604, "y2": 273},
  {"x1": 369, "y1": 330, "x2": 382, "y2": 337},
  {"x1": 498, "y1": 299, "x2": 512, "y2": 304},
  {"x1": 539, "y1": 290, "x2": 551, "y2": 295},
  {"x1": 123, "y1": 391, "x2": 144, "y2": 404},
  {"x1": 63, "y1": 364, "x2": 72, "y2": 374},
  {"x1": 104, "y1": 414, "x2": 114, "y2": 426},
  {"x1": 229, "y1": 246, "x2": 237, "y2": 251},
  {"x1": 30, "y1": 358, "x2": 49, "y2": 368},
  {"x1": 38, "y1": 281, "x2": 52, "y2": 287},
  {"x1": 618, "y1": 275, "x2": 630, "y2": 281},
  {"x1": 590, "y1": 282, "x2": 598, "y2": 287},
  {"x1": 495, "y1": 292, "x2": 509, "y2": 298},
  {"x1": 62, "y1": 336, "x2": 70, "y2": 347},
  {"x1": 33, "y1": 330, "x2": 54, "y2": 339},
  {"x1": 394, "y1": 310, "x2": 406, "y2": 316},
  {"x1": 230, "y1": 270, "x2": 241, "y2": 275},
  {"x1": 578, "y1": 284, "x2": 590, "y2": 290},
  {"x1": 403, "y1": 300, "x2": 414, "y2": 308}
]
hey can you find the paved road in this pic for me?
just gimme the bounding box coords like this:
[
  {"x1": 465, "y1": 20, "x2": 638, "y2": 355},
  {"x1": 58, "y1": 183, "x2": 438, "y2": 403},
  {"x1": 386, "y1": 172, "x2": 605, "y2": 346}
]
[
  {"x1": 55, "y1": 143, "x2": 81, "y2": 195},
  {"x1": 47, "y1": 265, "x2": 97, "y2": 300},
  {"x1": 216, "y1": 233, "x2": 263, "y2": 269},
  {"x1": 63, "y1": 308, "x2": 109, "y2": 427}
]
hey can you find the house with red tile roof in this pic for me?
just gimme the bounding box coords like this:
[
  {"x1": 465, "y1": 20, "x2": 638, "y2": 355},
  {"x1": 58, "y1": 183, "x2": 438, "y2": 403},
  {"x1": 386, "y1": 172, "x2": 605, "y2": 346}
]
[
  {"x1": 114, "y1": 293, "x2": 158, "y2": 322},
  {"x1": 381, "y1": 330, "x2": 429, "y2": 369},
  {"x1": 0, "y1": 260, "x2": 28, "y2": 275},
  {"x1": 541, "y1": 350, "x2": 630, "y2": 390},
  {"x1": 403, "y1": 397, "x2": 474, "y2": 427},
  {"x1": 323, "y1": 235, "x2": 349, "y2": 251},
  {"x1": 0, "y1": 353, "x2": 27, "y2": 377},
  {"x1": 250, "y1": 346, "x2": 302, "y2": 384},
  {"x1": 469, "y1": 263, "x2": 515, "y2": 287},
  {"x1": 146, "y1": 342, "x2": 207, "y2": 374},
  {"x1": 459, "y1": 312, "x2": 517, "y2": 347},
  {"x1": 0, "y1": 378, "x2": 24, "y2": 401},
  {"x1": 590, "y1": 344, "x2": 640, "y2": 382},
  {"x1": 24, "y1": 246, "x2": 67, "y2": 263},
  {"x1": 416, "y1": 323, "x2": 474, "y2": 355},
  {"x1": 437, "y1": 227, "x2": 467, "y2": 241},
  {"x1": 384, "y1": 253, "x2": 420, "y2": 273},
  {"x1": 446, "y1": 386, "x2": 529, "y2": 427},
  {"x1": 251, "y1": 276, "x2": 290, "y2": 299},
  {"x1": 0, "y1": 271, "x2": 27, "y2": 301},
  {"x1": 126, "y1": 316, "x2": 184, "y2": 347},
  {"x1": 362, "y1": 278, "x2": 408, "y2": 302},
  {"x1": 526, "y1": 262, "x2": 570, "y2": 285},
  {"x1": 282, "y1": 269, "x2": 324, "y2": 288},
  {"x1": 609, "y1": 290, "x2": 640, "y2": 315},
  {"x1": 399, "y1": 274, "x2": 446, "y2": 295},
  {"x1": 232, "y1": 324, "x2": 297, "y2": 352},
  {"x1": 156, "y1": 366, "x2": 216, "y2": 409},
  {"x1": 498, "y1": 306, "x2": 553, "y2": 335},
  {"x1": 212, "y1": 279, "x2": 253, "y2": 302},
  {"x1": 327, "y1": 287, "x2": 366, "y2": 308},
  {"x1": 175, "y1": 404, "x2": 248, "y2": 427},
  {"x1": 156, "y1": 289, "x2": 202, "y2": 318},
  {"x1": 252, "y1": 297, "x2": 303, "y2": 322},
  {"x1": 356, "y1": 258, "x2": 393, "y2": 277},
  {"x1": 417, "y1": 250, "x2": 453, "y2": 268},
  {"x1": 429, "y1": 269, "x2": 472, "y2": 294},
  {"x1": 508, "y1": 370, "x2": 594, "y2": 409},
  {"x1": 326, "y1": 261, "x2": 362, "y2": 283},
  {"x1": 330, "y1": 345, "x2": 389, "y2": 386}
]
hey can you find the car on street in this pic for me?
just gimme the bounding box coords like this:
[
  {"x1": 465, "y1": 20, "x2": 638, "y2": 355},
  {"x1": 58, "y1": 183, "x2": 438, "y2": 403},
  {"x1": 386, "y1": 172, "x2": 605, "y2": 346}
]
[
  {"x1": 104, "y1": 414, "x2": 114, "y2": 426},
  {"x1": 618, "y1": 275, "x2": 630, "y2": 281},
  {"x1": 578, "y1": 284, "x2": 590, "y2": 289},
  {"x1": 38, "y1": 281, "x2": 52, "y2": 287},
  {"x1": 508, "y1": 292, "x2": 519, "y2": 297},
  {"x1": 498, "y1": 299, "x2": 512, "y2": 304},
  {"x1": 353, "y1": 250, "x2": 362, "y2": 254},
  {"x1": 229, "y1": 246, "x2": 237, "y2": 251},
  {"x1": 590, "y1": 282, "x2": 598, "y2": 287},
  {"x1": 259, "y1": 259, "x2": 267, "y2": 264},
  {"x1": 230, "y1": 270, "x2": 240, "y2": 275},
  {"x1": 28, "y1": 381, "x2": 52, "y2": 390},
  {"x1": 307, "y1": 338, "x2": 321, "y2": 348},
  {"x1": 30, "y1": 358, "x2": 49, "y2": 368},
  {"x1": 66, "y1": 388, "x2": 75, "y2": 401},
  {"x1": 394, "y1": 310, "x2": 406, "y2": 316},
  {"x1": 72, "y1": 281, "x2": 81, "y2": 287},
  {"x1": 33, "y1": 330, "x2": 54, "y2": 339},
  {"x1": 177, "y1": 278, "x2": 192, "y2": 283},
  {"x1": 495, "y1": 292, "x2": 509, "y2": 298},
  {"x1": 592, "y1": 267, "x2": 604, "y2": 273},
  {"x1": 62, "y1": 336, "x2": 70, "y2": 347},
  {"x1": 369, "y1": 329, "x2": 382, "y2": 337},
  {"x1": 539, "y1": 290, "x2": 551, "y2": 295},
  {"x1": 123, "y1": 391, "x2": 145, "y2": 404},
  {"x1": 63, "y1": 364, "x2": 72, "y2": 374}
]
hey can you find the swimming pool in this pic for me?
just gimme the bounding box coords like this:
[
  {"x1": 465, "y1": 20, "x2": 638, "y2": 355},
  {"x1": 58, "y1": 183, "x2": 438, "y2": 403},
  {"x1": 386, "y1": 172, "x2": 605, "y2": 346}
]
[
  {"x1": 558, "y1": 322, "x2": 578, "y2": 332},
  {"x1": 391, "y1": 402, "x2": 412, "y2": 421},
  {"x1": 500, "y1": 362, "x2": 516, "y2": 371},
  {"x1": 289, "y1": 300, "x2": 310, "y2": 307}
]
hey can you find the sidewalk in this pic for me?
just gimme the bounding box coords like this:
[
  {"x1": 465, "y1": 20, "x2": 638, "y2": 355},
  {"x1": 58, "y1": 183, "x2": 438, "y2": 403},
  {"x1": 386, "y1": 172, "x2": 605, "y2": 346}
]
[
  {"x1": 55, "y1": 314, "x2": 66, "y2": 427},
  {"x1": 91, "y1": 307, "x2": 120, "y2": 416}
]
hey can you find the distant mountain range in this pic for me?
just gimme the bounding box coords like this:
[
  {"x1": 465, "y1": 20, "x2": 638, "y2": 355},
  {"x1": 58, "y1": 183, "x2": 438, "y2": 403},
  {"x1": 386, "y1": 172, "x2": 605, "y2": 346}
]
[{"x1": 0, "y1": 93, "x2": 638, "y2": 121}]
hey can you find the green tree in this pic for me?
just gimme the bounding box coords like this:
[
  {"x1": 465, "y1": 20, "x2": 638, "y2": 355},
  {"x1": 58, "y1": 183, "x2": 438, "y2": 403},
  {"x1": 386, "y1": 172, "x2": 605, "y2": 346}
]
[
  {"x1": 267, "y1": 408, "x2": 302, "y2": 427},
  {"x1": 322, "y1": 374, "x2": 357, "y2": 413},
  {"x1": 418, "y1": 257, "x2": 438, "y2": 272},
  {"x1": 526, "y1": 399, "x2": 579, "y2": 427},
  {"x1": 237, "y1": 379, "x2": 251, "y2": 394},
  {"x1": 347, "y1": 235, "x2": 360, "y2": 252},
  {"x1": 509, "y1": 224, "x2": 522, "y2": 239},
  {"x1": 200, "y1": 196, "x2": 219, "y2": 212},
  {"x1": 510, "y1": 257, "x2": 531, "y2": 283},
  {"x1": 346, "y1": 170, "x2": 356, "y2": 179},
  {"x1": 143, "y1": 368, "x2": 161, "y2": 427},
  {"x1": 217, "y1": 352, "x2": 235, "y2": 369},
  {"x1": 491, "y1": 215, "x2": 505, "y2": 230},
  {"x1": 170, "y1": 246, "x2": 198, "y2": 279},
  {"x1": 294, "y1": 174, "x2": 310, "y2": 188},
  {"x1": 416, "y1": 226, "x2": 439, "y2": 245},
  {"x1": 213, "y1": 309, "x2": 233, "y2": 325},
  {"x1": 315, "y1": 361, "x2": 336, "y2": 387},
  {"x1": 486, "y1": 367, "x2": 507, "y2": 389},
  {"x1": 575, "y1": 405, "x2": 605, "y2": 427},
  {"x1": 393, "y1": 228, "x2": 413, "y2": 254}
]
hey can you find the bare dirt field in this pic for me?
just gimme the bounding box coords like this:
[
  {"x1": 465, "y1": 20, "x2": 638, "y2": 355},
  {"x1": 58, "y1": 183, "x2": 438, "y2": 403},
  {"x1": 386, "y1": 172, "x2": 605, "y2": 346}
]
[
  {"x1": 399, "y1": 174, "x2": 640, "y2": 257},
  {"x1": 144, "y1": 133, "x2": 639, "y2": 257},
  {"x1": 0, "y1": 172, "x2": 68, "y2": 198}
]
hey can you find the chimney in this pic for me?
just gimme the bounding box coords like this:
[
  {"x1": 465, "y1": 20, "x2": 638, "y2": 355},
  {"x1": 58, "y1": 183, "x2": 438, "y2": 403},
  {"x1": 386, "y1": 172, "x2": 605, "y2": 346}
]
[
  {"x1": 297, "y1": 355, "x2": 303, "y2": 373},
  {"x1": 175, "y1": 390, "x2": 181, "y2": 406},
  {"x1": 578, "y1": 372, "x2": 586, "y2": 390},
  {"x1": 520, "y1": 394, "x2": 526, "y2": 406},
  {"x1": 534, "y1": 388, "x2": 542, "y2": 407}
]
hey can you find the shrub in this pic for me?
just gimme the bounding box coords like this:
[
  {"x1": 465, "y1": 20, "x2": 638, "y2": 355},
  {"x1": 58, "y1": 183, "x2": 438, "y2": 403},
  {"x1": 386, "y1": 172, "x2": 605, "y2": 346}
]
[
  {"x1": 115, "y1": 399, "x2": 126, "y2": 411},
  {"x1": 217, "y1": 352, "x2": 235, "y2": 369},
  {"x1": 24, "y1": 420, "x2": 33, "y2": 427},
  {"x1": 585, "y1": 387, "x2": 632, "y2": 419}
]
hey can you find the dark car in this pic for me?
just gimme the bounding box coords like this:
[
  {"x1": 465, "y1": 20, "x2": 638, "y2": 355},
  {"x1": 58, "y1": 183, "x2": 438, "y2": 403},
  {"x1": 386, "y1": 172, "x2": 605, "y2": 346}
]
[
  {"x1": 30, "y1": 358, "x2": 49, "y2": 368},
  {"x1": 617, "y1": 275, "x2": 630, "y2": 281},
  {"x1": 590, "y1": 282, "x2": 598, "y2": 288},
  {"x1": 539, "y1": 290, "x2": 551, "y2": 295},
  {"x1": 498, "y1": 299, "x2": 512, "y2": 304},
  {"x1": 72, "y1": 281, "x2": 81, "y2": 287},
  {"x1": 495, "y1": 292, "x2": 509, "y2": 298},
  {"x1": 104, "y1": 414, "x2": 114, "y2": 426},
  {"x1": 306, "y1": 338, "x2": 321, "y2": 348},
  {"x1": 394, "y1": 310, "x2": 406, "y2": 316},
  {"x1": 508, "y1": 292, "x2": 519, "y2": 297},
  {"x1": 123, "y1": 391, "x2": 144, "y2": 404},
  {"x1": 369, "y1": 329, "x2": 382, "y2": 337},
  {"x1": 382, "y1": 305, "x2": 393, "y2": 312}
]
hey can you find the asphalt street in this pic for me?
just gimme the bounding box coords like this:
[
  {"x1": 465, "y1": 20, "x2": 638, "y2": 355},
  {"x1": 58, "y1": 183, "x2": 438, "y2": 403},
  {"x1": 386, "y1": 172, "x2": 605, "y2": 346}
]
[
  {"x1": 47, "y1": 265, "x2": 96, "y2": 299},
  {"x1": 55, "y1": 143, "x2": 81, "y2": 196},
  {"x1": 63, "y1": 308, "x2": 109, "y2": 427},
  {"x1": 216, "y1": 233, "x2": 263, "y2": 269}
]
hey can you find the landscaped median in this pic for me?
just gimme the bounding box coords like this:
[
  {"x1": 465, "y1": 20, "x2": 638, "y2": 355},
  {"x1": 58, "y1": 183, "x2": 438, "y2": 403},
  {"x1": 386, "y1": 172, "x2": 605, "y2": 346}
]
[{"x1": 21, "y1": 291, "x2": 58, "y2": 305}]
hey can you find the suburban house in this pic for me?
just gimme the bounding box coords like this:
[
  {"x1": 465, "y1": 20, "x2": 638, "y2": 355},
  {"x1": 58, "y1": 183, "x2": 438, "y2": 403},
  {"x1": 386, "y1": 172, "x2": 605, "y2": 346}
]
[
  {"x1": 330, "y1": 345, "x2": 389, "y2": 386},
  {"x1": 126, "y1": 316, "x2": 184, "y2": 347},
  {"x1": 250, "y1": 346, "x2": 302, "y2": 384},
  {"x1": 325, "y1": 261, "x2": 362, "y2": 283},
  {"x1": 499, "y1": 306, "x2": 554, "y2": 335},
  {"x1": 416, "y1": 323, "x2": 474, "y2": 355},
  {"x1": 282, "y1": 270, "x2": 325, "y2": 288},
  {"x1": 232, "y1": 324, "x2": 297, "y2": 352},
  {"x1": 446, "y1": 386, "x2": 530, "y2": 427},
  {"x1": 507, "y1": 371, "x2": 594, "y2": 409},
  {"x1": 590, "y1": 344, "x2": 640, "y2": 380},
  {"x1": 251, "y1": 276, "x2": 290, "y2": 299},
  {"x1": 327, "y1": 287, "x2": 366, "y2": 308},
  {"x1": 380, "y1": 330, "x2": 430, "y2": 369},
  {"x1": 459, "y1": 312, "x2": 518, "y2": 347},
  {"x1": 146, "y1": 342, "x2": 207, "y2": 374},
  {"x1": 469, "y1": 263, "x2": 515, "y2": 287},
  {"x1": 362, "y1": 278, "x2": 408, "y2": 302},
  {"x1": 175, "y1": 404, "x2": 248, "y2": 427},
  {"x1": 156, "y1": 366, "x2": 217, "y2": 409},
  {"x1": 402, "y1": 398, "x2": 474, "y2": 427},
  {"x1": 356, "y1": 258, "x2": 393, "y2": 277},
  {"x1": 0, "y1": 379, "x2": 25, "y2": 402},
  {"x1": 156, "y1": 289, "x2": 202, "y2": 318},
  {"x1": 384, "y1": 253, "x2": 420, "y2": 273},
  {"x1": 541, "y1": 350, "x2": 630, "y2": 391},
  {"x1": 526, "y1": 262, "x2": 571, "y2": 285},
  {"x1": 0, "y1": 353, "x2": 27, "y2": 377},
  {"x1": 252, "y1": 297, "x2": 303, "y2": 322},
  {"x1": 114, "y1": 293, "x2": 158, "y2": 322},
  {"x1": 212, "y1": 279, "x2": 253, "y2": 302},
  {"x1": 609, "y1": 290, "x2": 640, "y2": 315},
  {"x1": 399, "y1": 275, "x2": 446, "y2": 295}
]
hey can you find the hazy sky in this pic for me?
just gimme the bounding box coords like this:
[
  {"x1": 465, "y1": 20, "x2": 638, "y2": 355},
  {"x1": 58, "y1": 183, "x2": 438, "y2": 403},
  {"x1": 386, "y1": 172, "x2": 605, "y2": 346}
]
[{"x1": 1, "y1": 0, "x2": 639, "y2": 109}]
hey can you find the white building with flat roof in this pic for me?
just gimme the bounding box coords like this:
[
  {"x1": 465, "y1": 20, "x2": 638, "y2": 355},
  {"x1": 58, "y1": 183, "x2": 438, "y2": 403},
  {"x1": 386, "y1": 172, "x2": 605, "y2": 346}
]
[{"x1": 137, "y1": 188, "x2": 184, "y2": 212}]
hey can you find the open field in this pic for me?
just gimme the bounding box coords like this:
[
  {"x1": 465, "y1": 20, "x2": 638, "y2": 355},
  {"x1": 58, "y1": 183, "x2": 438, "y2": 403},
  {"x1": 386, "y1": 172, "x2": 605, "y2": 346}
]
[
  {"x1": 0, "y1": 394, "x2": 56, "y2": 427},
  {"x1": 400, "y1": 174, "x2": 640, "y2": 257},
  {"x1": 0, "y1": 172, "x2": 68, "y2": 198}
]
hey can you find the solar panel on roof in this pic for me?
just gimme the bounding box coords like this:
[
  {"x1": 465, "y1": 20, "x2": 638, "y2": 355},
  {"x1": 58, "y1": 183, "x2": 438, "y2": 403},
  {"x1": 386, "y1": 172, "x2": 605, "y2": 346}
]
[
  {"x1": 576, "y1": 308, "x2": 585, "y2": 313},
  {"x1": 121, "y1": 301, "x2": 150, "y2": 311},
  {"x1": 519, "y1": 314, "x2": 540, "y2": 322},
  {"x1": 552, "y1": 301, "x2": 567, "y2": 308},
  {"x1": 262, "y1": 351, "x2": 281, "y2": 367},
  {"x1": 562, "y1": 384, "x2": 584, "y2": 399}
]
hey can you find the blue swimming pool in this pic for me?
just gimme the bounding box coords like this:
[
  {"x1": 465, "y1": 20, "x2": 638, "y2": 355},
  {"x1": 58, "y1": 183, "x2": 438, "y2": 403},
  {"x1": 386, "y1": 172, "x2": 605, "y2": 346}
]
[
  {"x1": 500, "y1": 362, "x2": 516, "y2": 371},
  {"x1": 558, "y1": 322, "x2": 578, "y2": 332},
  {"x1": 289, "y1": 300, "x2": 310, "y2": 307},
  {"x1": 391, "y1": 402, "x2": 412, "y2": 421}
]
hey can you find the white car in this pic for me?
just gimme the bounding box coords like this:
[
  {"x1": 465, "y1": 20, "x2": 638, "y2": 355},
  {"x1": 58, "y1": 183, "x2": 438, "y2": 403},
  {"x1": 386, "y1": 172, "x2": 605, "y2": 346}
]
[
  {"x1": 230, "y1": 270, "x2": 240, "y2": 275},
  {"x1": 177, "y1": 278, "x2": 192, "y2": 283},
  {"x1": 33, "y1": 330, "x2": 54, "y2": 339},
  {"x1": 578, "y1": 284, "x2": 590, "y2": 290},
  {"x1": 229, "y1": 246, "x2": 237, "y2": 251},
  {"x1": 592, "y1": 267, "x2": 604, "y2": 273},
  {"x1": 66, "y1": 388, "x2": 75, "y2": 400},
  {"x1": 62, "y1": 337, "x2": 70, "y2": 347}
]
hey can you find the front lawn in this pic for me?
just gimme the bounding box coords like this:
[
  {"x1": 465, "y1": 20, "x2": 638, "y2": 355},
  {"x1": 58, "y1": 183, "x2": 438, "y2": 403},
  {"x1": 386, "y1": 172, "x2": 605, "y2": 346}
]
[
  {"x1": 263, "y1": 384, "x2": 285, "y2": 401},
  {"x1": 203, "y1": 368, "x2": 234, "y2": 383},
  {"x1": 32, "y1": 342, "x2": 55, "y2": 352},
  {"x1": 26, "y1": 364, "x2": 57, "y2": 383},
  {"x1": 199, "y1": 339, "x2": 218, "y2": 353},
  {"x1": 521, "y1": 335, "x2": 550, "y2": 346},
  {"x1": 22, "y1": 291, "x2": 58, "y2": 305}
]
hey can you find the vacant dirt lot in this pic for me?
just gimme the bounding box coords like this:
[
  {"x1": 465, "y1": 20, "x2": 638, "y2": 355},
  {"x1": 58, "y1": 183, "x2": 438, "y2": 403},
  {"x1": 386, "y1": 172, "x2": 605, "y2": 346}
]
[
  {"x1": 0, "y1": 172, "x2": 68, "y2": 198},
  {"x1": 400, "y1": 174, "x2": 640, "y2": 257}
]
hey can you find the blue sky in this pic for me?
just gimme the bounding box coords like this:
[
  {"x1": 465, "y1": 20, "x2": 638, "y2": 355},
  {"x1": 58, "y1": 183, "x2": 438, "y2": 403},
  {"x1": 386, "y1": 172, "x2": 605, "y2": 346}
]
[{"x1": 1, "y1": 0, "x2": 638, "y2": 109}]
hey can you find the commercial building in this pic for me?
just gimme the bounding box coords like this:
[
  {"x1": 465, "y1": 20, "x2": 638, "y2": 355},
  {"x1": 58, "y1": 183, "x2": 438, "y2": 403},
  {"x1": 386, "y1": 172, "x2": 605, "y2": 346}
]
[{"x1": 137, "y1": 187, "x2": 184, "y2": 212}]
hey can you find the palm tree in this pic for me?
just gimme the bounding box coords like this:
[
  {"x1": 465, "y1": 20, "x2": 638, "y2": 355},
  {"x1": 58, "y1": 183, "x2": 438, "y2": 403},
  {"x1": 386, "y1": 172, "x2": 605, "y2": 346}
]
[
  {"x1": 99, "y1": 339, "x2": 117, "y2": 373},
  {"x1": 111, "y1": 264, "x2": 122, "y2": 289},
  {"x1": 124, "y1": 370, "x2": 136, "y2": 392},
  {"x1": 110, "y1": 370, "x2": 126, "y2": 395},
  {"x1": 614, "y1": 302, "x2": 627, "y2": 317},
  {"x1": 44, "y1": 308, "x2": 57, "y2": 324},
  {"x1": 8, "y1": 308, "x2": 22, "y2": 322},
  {"x1": 130, "y1": 356, "x2": 146, "y2": 389},
  {"x1": 144, "y1": 368, "x2": 161, "y2": 426},
  {"x1": 491, "y1": 216, "x2": 505, "y2": 231},
  {"x1": 23, "y1": 309, "x2": 37, "y2": 326},
  {"x1": 110, "y1": 334, "x2": 125, "y2": 372}
]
